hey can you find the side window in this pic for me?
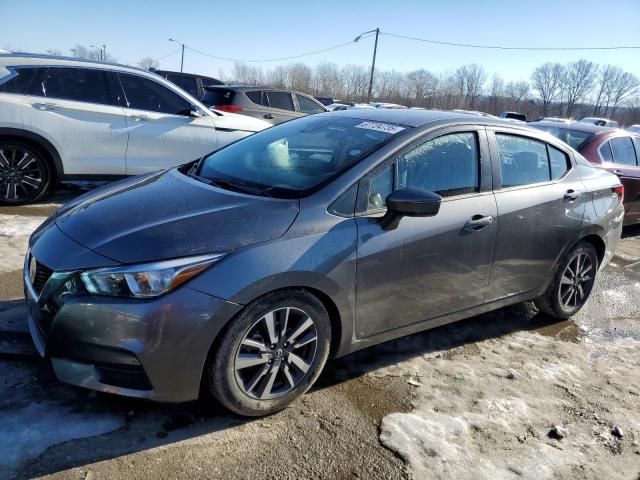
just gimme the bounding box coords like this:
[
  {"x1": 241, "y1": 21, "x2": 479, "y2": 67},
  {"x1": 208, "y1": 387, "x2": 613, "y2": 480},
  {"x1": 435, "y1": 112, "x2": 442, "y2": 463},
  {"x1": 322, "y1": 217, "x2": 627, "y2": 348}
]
[
  {"x1": 35, "y1": 67, "x2": 112, "y2": 105},
  {"x1": 633, "y1": 138, "x2": 640, "y2": 163},
  {"x1": 267, "y1": 91, "x2": 295, "y2": 111},
  {"x1": 599, "y1": 141, "x2": 613, "y2": 162},
  {"x1": 296, "y1": 94, "x2": 325, "y2": 114},
  {"x1": 610, "y1": 137, "x2": 637, "y2": 166},
  {"x1": 246, "y1": 90, "x2": 267, "y2": 106},
  {"x1": 397, "y1": 132, "x2": 479, "y2": 197},
  {"x1": 548, "y1": 146, "x2": 570, "y2": 180},
  {"x1": 0, "y1": 67, "x2": 38, "y2": 94},
  {"x1": 118, "y1": 73, "x2": 191, "y2": 115},
  {"x1": 367, "y1": 164, "x2": 394, "y2": 211},
  {"x1": 166, "y1": 74, "x2": 198, "y2": 97},
  {"x1": 496, "y1": 134, "x2": 550, "y2": 187}
]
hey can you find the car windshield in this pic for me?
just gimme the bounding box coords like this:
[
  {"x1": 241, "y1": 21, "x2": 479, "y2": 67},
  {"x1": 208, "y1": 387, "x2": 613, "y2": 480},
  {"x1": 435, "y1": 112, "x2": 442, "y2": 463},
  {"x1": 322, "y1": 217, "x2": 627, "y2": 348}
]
[
  {"x1": 532, "y1": 125, "x2": 594, "y2": 150},
  {"x1": 197, "y1": 115, "x2": 409, "y2": 197}
]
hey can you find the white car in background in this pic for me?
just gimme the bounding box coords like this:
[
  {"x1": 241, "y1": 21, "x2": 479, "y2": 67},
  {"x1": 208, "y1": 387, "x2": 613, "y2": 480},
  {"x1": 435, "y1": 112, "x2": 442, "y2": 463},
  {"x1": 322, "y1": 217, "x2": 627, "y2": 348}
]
[{"x1": 0, "y1": 54, "x2": 270, "y2": 204}]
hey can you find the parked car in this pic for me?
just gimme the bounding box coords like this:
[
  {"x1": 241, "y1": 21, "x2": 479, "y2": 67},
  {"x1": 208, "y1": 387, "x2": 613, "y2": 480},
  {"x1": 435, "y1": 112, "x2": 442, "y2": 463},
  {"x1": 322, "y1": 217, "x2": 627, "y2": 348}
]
[
  {"x1": 326, "y1": 103, "x2": 375, "y2": 111},
  {"x1": 371, "y1": 102, "x2": 407, "y2": 109},
  {"x1": 532, "y1": 117, "x2": 572, "y2": 123},
  {"x1": 0, "y1": 54, "x2": 270, "y2": 204},
  {"x1": 149, "y1": 68, "x2": 224, "y2": 98},
  {"x1": 531, "y1": 120, "x2": 639, "y2": 225},
  {"x1": 25, "y1": 110, "x2": 623, "y2": 416},
  {"x1": 500, "y1": 111, "x2": 527, "y2": 122},
  {"x1": 200, "y1": 86, "x2": 327, "y2": 125},
  {"x1": 314, "y1": 96, "x2": 335, "y2": 106},
  {"x1": 626, "y1": 124, "x2": 640, "y2": 133},
  {"x1": 579, "y1": 117, "x2": 619, "y2": 128}
]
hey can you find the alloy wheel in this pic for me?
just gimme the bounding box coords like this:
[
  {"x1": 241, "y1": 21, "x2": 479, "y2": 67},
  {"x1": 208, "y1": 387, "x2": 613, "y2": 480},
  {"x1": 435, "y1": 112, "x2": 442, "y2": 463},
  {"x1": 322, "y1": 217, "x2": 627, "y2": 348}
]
[
  {"x1": 558, "y1": 252, "x2": 594, "y2": 310},
  {"x1": 234, "y1": 307, "x2": 318, "y2": 400},
  {"x1": 0, "y1": 146, "x2": 45, "y2": 201}
]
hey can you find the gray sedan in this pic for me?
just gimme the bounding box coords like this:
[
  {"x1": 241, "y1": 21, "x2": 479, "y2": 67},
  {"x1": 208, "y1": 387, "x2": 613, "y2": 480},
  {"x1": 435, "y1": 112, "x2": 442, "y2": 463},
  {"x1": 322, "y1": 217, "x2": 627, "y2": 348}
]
[{"x1": 24, "y1": 110, "x2": 624, "y2": 416}]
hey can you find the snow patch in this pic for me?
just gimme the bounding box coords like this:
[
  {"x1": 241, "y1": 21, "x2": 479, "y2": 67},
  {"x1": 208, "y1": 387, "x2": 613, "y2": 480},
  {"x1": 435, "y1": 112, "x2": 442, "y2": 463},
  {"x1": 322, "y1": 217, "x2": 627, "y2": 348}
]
[
  {"x1": 0, "y1": 402, "x2": 124, "y2": 478},
  {"x1": 0, "y1": 215, "x2": 47, "y2": 273}
]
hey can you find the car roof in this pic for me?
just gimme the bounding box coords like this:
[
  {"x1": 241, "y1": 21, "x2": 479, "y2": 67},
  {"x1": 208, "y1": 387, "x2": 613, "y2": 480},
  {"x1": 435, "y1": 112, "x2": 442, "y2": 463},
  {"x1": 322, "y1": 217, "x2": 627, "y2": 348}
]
[
  {"x1": 323, "y1": 108, "x2": 522, "y2": 128},
  {"x1": 529, "y1": 120, "x2": 615, "y2": 134},
  {"x1": 0, "y1": 53, "x2": 152, "y2": 76}
]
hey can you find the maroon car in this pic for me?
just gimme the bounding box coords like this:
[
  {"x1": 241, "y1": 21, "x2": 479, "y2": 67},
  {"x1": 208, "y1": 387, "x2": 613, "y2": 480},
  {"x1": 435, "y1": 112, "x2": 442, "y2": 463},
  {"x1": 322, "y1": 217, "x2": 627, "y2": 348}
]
[{"x1": 531, "y1": 121, "x2": 640, "y2": 225}]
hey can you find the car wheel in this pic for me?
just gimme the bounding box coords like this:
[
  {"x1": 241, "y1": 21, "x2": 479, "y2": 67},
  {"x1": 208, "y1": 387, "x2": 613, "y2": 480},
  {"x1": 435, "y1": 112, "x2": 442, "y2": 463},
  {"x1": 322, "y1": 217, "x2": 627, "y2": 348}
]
[
  {"x1": 206, "y1": 289, "x2": 331, "y2": 417},
  {"x1": 534, "y1": 241, "x2": 598, "y2": 319},
  {"x1": 0, "y1": 142, "x2": 51, "y2": 205}
]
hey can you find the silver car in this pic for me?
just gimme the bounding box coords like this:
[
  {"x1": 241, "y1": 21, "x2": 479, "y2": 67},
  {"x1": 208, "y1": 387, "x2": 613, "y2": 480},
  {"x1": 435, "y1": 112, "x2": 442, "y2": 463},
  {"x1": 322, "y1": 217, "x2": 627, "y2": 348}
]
[{"x1": 25, "y1": 110, "x2": 624, "y2": 416}]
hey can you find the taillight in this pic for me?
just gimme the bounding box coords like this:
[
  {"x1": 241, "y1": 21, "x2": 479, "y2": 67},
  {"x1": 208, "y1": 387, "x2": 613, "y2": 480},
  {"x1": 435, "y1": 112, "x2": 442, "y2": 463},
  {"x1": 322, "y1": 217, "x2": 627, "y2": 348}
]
[
  {"x1": 214, "y1": 105, "x2": 243, "y2": 113},
  {"x1": 613, "y1": 184, "x2": 624, "y2": 203}
]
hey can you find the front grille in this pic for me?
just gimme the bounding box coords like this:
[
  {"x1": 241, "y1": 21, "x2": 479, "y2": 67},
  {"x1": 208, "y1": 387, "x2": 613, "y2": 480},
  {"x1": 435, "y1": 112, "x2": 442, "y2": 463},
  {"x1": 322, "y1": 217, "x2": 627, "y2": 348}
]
[{"x1": 32, "y1": 261, "x2": 53, "y2": 295}]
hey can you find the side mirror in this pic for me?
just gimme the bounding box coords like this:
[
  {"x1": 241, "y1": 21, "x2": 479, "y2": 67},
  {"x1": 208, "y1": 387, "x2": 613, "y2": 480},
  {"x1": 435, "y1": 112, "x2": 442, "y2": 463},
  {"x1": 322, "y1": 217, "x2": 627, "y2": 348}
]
[
  {"x1": 189, "y1": 106, "x2": 204, "y2": 118},
  {"x1": 380, "y1": 187, "x2": 442, "y2": 231}
]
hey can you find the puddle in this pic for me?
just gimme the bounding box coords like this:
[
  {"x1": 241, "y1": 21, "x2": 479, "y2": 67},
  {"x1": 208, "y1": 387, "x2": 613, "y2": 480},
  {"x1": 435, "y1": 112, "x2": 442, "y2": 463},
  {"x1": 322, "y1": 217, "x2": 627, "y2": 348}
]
[{"x1": 534, "y1": 319, "x2": 582, "y2": 343}]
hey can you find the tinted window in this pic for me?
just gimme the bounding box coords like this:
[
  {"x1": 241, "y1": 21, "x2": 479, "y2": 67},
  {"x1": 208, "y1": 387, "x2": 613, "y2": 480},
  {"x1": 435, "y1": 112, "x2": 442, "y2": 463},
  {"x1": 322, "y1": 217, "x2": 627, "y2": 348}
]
[
  {"x1": 0, "y1": 67, "x2": 38, "y2": 95},
  {"x1": 246, "y1": 90, "x2": 267, "y2": 106},
  {"x1": 201, "y1": 88, "x2": 235, "y2": 107},
  {"x1": 599, "y1": 141, "x2": 613, "y2": 162},
  {"x1": 118, "y1": 73, "x2": 191, "y2": 115},
  {"x1": 610, "y1": 137, "x2": 637, "y2": 166},
  {"x1": 166, "y1": 74, "x2": 198, "y2": 97},
  {"x1": 397, "y1": 132, "x2": 479, "y2": 197},
  {"x1": 198, "y1": 116, "x2": 407, "y2": 197},
  {"x1": 296, "y1": 94, "x2": 325, "y2": 114},
  {"x1": 368, "y1": 165, "x2": 394, "y2": 210},
  {"x1": 548, "y1": 146, "x2": 570, "y2": 180},
  {"x1": 267, "y1": 91, "x2": 294, "y2": 111},
  {"x1": 533, "y1": 126, "x2": 594, "y2": 150},
  {"x1": 35, "y1": 67, "x2": 111, "y2": 105},
  {"x1": 496, "y1": 134, "x2": 550, "y2": 187},
  {"x1": 634, "y1": 138, "x2": 640, "y2": 160}
]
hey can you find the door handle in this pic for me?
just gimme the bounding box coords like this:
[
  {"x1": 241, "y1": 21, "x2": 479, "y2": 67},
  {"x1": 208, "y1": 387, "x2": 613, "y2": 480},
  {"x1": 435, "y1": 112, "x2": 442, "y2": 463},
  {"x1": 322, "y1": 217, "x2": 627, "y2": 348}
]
[
  {"x1": 128, "y1": 114, "x2": 150, "y2": 122},
  {"x1": 263, "y1": 114, "x2": 274, "y2": 119},
  {"x1": 563, "y1": 189, "x2": 581, "y2": 201},
  {"x1": 32, "y1": 102, "x2": 61, "y2": 111},
  {"x1": 464, "y1": 215, "x2": 494, "y2": 231}
]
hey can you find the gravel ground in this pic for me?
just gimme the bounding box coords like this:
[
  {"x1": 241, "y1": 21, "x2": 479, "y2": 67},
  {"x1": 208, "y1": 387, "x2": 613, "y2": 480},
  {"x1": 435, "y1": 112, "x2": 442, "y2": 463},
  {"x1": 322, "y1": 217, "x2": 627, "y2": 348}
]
[{"x1": 0, "y1": 190, "x2": 639, "y2": 480}]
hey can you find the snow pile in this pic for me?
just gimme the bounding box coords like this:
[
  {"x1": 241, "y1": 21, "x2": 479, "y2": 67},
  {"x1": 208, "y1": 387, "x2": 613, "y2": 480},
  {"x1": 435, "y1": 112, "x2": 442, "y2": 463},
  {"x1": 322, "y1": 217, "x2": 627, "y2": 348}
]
[
  {"x1": 0, "y1": 402, "x2": 124, "y2": 478},
  {"x1": 378, "y1": 332, "x2": 640, "y2": 479},
  {"x1": 0, "y1": 215, "x2": 46, "y2": 272}
]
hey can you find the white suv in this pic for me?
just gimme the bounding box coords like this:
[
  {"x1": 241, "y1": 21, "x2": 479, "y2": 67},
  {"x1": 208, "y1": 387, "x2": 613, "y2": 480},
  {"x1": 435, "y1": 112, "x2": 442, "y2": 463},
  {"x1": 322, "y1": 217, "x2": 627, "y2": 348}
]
[{"x1": 0, "y1": 54, "x2": 270, "y2": 204}]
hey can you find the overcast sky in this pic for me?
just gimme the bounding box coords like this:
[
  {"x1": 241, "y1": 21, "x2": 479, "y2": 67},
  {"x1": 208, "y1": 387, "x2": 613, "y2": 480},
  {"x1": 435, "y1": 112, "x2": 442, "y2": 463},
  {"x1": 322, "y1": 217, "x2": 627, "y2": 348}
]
[{"x1": 2, "y1": 0, "x2": 639, "y2": 81}]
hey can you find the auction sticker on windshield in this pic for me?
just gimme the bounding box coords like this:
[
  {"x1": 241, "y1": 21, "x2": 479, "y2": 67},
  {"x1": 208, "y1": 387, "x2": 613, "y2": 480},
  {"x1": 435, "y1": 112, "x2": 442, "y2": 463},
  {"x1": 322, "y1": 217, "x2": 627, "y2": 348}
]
[{"x1": 354, "y1": 121, "x2": 405, "y2": 134}]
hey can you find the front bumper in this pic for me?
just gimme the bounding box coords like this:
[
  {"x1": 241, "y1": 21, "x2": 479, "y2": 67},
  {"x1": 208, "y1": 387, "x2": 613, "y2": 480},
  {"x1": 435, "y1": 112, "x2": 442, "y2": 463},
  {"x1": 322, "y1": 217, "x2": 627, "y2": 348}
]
[{"x1": 24, "y1": 255, "x2": 242, "y2": 402}]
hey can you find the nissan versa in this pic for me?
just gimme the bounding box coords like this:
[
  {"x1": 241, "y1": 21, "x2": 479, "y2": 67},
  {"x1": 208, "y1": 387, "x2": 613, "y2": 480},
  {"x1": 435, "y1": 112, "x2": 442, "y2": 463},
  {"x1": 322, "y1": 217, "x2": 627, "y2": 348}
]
[{"x1": 25, "y1": 110, "x2": 624, "y2": 416}]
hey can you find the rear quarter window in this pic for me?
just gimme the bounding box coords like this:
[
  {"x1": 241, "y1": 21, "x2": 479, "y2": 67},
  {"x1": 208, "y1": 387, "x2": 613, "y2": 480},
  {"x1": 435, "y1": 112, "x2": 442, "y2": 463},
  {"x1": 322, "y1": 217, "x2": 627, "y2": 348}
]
[{"x1": 201, "y1": 88, "x2": 235, "y2": 107}]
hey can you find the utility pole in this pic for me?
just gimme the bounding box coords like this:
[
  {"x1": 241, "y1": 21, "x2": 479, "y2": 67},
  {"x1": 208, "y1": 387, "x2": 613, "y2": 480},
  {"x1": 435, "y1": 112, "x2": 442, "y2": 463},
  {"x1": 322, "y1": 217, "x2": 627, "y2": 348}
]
[
  {"x1": 169, "y1": 38, "x2": 185, "y2": 72},
  {"x1": 354, "y1": 28, "x2": 380, "y2": 104},
  {"x1": 103, "y1": 44, "x2": 107, "y2": 62}
]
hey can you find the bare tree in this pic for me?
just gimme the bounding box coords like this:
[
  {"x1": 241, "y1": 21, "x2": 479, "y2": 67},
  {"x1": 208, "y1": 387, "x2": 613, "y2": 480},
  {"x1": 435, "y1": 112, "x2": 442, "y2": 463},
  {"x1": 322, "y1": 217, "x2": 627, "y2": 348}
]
[
  {"x1": 231, "y1": 62, "x2": 263, "y2": 85},
  {"x1": 287, "y1": 63, "x2": 312, "y2": 92},
  {"x1": 505, "y1": 80, "x2": 530, "y2": 111},
  {"x1": 138, "y1": 57, "x2": 160, "y2": 70},
  {"x1": 313, "y1": 63, "x2": 342, "y2": 97},
  {"x1": 531, "y1": 63, "x2": 564, "y2": 116},
  {"x1": 560, "y1": 60, "x2": 597, "y2": 117},
  {"x1": 593, "y1": 66, "x2": 639, "y2": 117},
  {"x1": 453, "y1": 64, "x2": 486, "y2": 109},
  {"x1": 405, "y1": 69, "x2": 437, "y2": 107}
]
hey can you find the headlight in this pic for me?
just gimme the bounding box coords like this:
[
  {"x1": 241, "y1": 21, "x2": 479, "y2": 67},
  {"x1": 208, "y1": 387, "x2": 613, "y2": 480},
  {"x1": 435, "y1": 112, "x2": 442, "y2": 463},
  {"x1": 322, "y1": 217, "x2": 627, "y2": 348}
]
[{"x1": 80, "y1": 254, "x2": 225, "y2": 298}]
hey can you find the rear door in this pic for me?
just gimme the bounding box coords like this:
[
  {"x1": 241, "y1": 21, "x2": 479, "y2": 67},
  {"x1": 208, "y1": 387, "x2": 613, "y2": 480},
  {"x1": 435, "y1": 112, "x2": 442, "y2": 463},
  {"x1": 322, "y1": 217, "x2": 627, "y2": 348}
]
[
  {"x1": 264, "y1": 91, "x2": 303, "y2": 124},
  {"x1": 116, "y1": 72, "x2": 218, "y2": 174},
  {"x1": 485, "y1": 129, "x2": 585, "y2": 301},
  {"x1": 21, "y1": 66, "x2": 128, "y2": 175},
  {"x1": 599, "y1": 136, "x2": 640, "y2": 225},
  {"x1": 355, "y1": 127, "x2": 497, "y2": 338},
  {"x1": 164, "y1": 73, "x2": 199, "y2": 98}
]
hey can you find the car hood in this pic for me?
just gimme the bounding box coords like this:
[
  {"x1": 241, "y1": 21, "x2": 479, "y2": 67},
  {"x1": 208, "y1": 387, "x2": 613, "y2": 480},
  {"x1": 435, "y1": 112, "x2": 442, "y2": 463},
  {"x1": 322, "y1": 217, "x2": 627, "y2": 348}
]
[{"x1": 54, "y1": 169, "x2": 299, "y2": 264}]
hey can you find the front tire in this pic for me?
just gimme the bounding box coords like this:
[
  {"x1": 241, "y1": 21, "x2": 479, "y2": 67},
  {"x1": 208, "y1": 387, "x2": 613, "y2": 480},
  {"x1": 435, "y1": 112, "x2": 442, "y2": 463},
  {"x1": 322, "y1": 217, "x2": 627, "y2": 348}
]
[
  {"x1": 0, "y1": 141, "x2": 51, "y2": 205},
  {"x1": 534, "y1": 241, "x2": 598, "y2": 319},
  {"x1": 205, "y1": 290, "x2": 331, "y2": 417}
]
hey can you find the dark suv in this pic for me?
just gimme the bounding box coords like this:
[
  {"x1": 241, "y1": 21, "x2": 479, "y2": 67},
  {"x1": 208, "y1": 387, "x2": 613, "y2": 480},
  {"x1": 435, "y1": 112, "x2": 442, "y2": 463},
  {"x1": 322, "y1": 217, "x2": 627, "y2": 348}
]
[
  {"x1": 201, "y1": 86, "x2": 327, "y2": 124},
  {"x1": 151, "y1": 69, "x2": 224, "y2": 98}
]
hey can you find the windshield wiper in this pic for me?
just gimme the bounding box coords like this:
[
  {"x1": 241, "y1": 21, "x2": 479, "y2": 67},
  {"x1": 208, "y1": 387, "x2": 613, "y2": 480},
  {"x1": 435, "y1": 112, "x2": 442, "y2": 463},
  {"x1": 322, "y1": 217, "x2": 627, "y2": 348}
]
[{"x1": 207, "y1": 177, "x2": 273, "y2": 198}]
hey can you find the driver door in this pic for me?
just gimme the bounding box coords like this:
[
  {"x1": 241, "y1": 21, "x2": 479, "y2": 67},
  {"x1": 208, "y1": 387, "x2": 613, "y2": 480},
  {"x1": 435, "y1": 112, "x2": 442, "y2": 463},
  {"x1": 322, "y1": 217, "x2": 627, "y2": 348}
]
[
  {"x1": 116, "y1": 72, "x2": 218, "y2": 174},
  {"x1": 355, "y1": 128, "x2": 498, "y2": 338}
]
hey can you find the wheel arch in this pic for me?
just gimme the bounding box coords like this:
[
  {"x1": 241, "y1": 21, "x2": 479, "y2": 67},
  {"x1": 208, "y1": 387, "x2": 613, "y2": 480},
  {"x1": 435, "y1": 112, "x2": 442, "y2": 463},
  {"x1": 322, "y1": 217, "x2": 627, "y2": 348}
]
[{"x1": 0, "y1": 127, "x2": 64, "y2": 182}]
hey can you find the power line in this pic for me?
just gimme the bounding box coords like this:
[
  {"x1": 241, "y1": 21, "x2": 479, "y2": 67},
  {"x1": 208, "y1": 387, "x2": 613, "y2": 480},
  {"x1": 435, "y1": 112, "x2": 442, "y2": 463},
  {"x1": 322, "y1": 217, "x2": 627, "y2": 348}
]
[
  {"x1": 382, "y1": 31, "x2": 640, "y2": 51},
  {"x1": 184, "y1": 34, "x2": 375, "y2": 63},
  {"x1": 156, "y1": 48, "x2": 181, "y2": 60}
]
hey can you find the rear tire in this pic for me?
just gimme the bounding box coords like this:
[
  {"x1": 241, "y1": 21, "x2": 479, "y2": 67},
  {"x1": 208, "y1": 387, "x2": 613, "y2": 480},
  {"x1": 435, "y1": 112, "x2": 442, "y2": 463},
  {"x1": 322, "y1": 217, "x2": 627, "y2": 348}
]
[
  {"x1": 534, "y1": 241, "x2": 598, "y2": 319},
  {"x1": 0, "y1": 141, "x2": 51, "y2": 205},
  {"x1": 205, "y1": 289, "x2": 331, "y2": 417}
]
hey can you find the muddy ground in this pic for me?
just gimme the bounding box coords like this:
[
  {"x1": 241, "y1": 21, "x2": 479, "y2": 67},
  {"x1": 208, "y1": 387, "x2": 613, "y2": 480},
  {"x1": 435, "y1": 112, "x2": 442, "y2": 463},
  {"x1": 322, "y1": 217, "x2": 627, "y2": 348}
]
[{"x1": 1, "y1": 189, "x2": 639, "y2": 480}]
